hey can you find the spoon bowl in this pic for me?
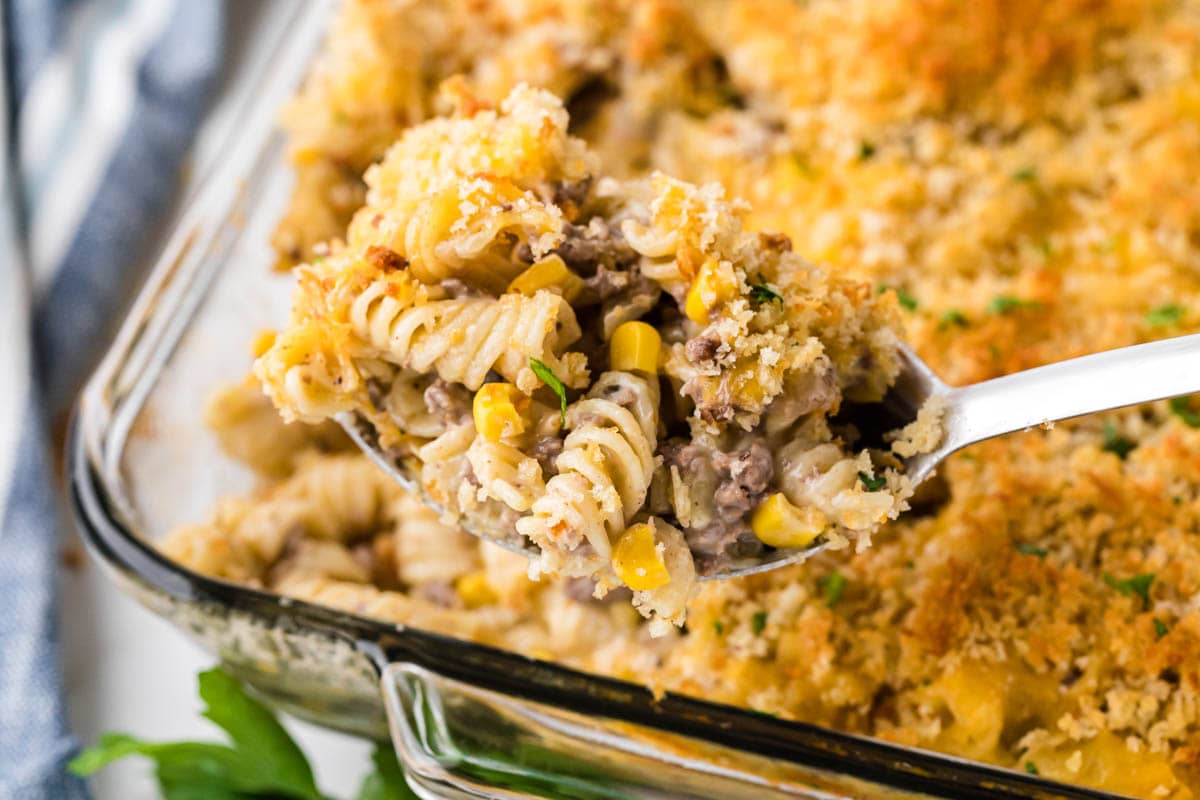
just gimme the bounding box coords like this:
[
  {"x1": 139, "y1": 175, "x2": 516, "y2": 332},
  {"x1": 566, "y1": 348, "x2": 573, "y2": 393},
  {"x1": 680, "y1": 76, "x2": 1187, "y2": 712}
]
[{"x1": 346, "y1": 333, "x2": 1200, "y2": 579}]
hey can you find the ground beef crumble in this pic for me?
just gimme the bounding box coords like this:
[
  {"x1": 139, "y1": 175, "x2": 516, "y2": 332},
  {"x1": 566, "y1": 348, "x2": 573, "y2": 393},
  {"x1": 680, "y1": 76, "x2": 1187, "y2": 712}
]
[
  {"x1": 366, "y1": 378, "x2": 388, "y2": 411},
  {"x1": 684, "y1": 333, "x2": 722, "y2": 366},
  {"x1": 418, "y1": 581, "x2": 459, "y2": 608},
  {"x1": 554, "y1": 218, "x2": 637, "y2": 275},
  {"x1": 661, "y1": 439, "x2": 773, "y2": 574},
  {"x1": 564, "y1": 576, "x2": 632, "y2": 605},
  {"x1": 530, "y1": 434, "x2": 564, "y2": 475},
  {"x1": 712, "y1": 442, "x2": 774, "y2": 522},
  {"x1": 423, "y1": 379, "x2": 472, "y2": 425}
]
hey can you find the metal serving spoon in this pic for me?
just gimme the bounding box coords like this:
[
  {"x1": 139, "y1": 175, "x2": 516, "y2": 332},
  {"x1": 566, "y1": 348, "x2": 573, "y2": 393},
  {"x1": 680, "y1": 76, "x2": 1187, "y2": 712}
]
[{"x1": 344, "y1": 333, "x2": 1200, "y2": 579}]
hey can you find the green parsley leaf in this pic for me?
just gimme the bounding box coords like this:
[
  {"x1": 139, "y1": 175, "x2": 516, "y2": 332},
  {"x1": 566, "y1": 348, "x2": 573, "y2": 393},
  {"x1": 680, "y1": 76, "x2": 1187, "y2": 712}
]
[
  {"x1": 1012, "y1": 167, "x2": 1037, "y2": 182},
  {"x1": 1102, "y1": 422, "x2": 1136, "y2": 460},
  {"x1": 859, "y1": 141, "x2": 876, "y2": 160},
  {"x1": 791, "y1": 153, "x2": 815, "y2": 178},
  {"x1": 858, "y1": 471, "x2": 887, "y2": 491},
  {"x1": 70, "y1": 669, "x2": 327, "y2": 800},
  {"x1": 820, "y1": 571, "x2": 848, "y2": 608},
  {"x1": 1146, "y1": 304, "x2": 1184, "y2": 327},
  {"x1": 988, "y1": 295, "x2": 1040, "y2": 315},
  {"x1": 356, "y1": 743, "x2": 418, "y2": 800},
  {"x1": 749, "y1": 275, "x2": 783, "y2": 306},
  {"x1": 529, "y1": 358, "x2": 568, "y2": 426},
  {"x1": 1016, "y1": 543, "x2": 1048, "y2": 558},
  {"x1": 1170, "y1": 396, "x2": 1200, "y2": 428},
  {"x1": 1104, "y1": 572, "x2": 1155, "y2": 610},
  {"x1": 713, "y1": 620, "x2": 725, "y2": 636},
  {"x1": 1154, "y1": 618, "x2": 1170, "y2": 640},
  {"x1": 878, "y1": 284, "x2": 918, "y2": 311},
  {"x1": 716, "y1": 84, "x2": 745, "y2": 108},
  {"x1": 1025, "y1": 762, "x2": 1040, "y2": 776},
  {"x1": 1174, "y1": 496, "x2": 1184, "y2": 506},
  {"x1": 197, "y1": 668, "x2": 322, "y2": 799},
  {"x1": 751, "y1": 611, "x2": 768, "y2": 635},
  {"x1": 939, "y1": 309, "x2": 969, "y2": 329}
]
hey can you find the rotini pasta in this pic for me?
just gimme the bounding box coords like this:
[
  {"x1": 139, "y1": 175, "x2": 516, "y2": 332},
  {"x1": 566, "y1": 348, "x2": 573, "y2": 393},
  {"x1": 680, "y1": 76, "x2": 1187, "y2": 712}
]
[
  {"x1": 517, "y1": 371, "x2": 659, "y2": 574},
  {"x1": 397, "y1": 176, "x2": 564, "y2": 293},
  {"x1": 277, "y1": 452, "x2": 397, "y2": 541},
  {"x1": 467, "y1": 437, "x2": 546, "y2": 512},
  {"x1": 204, "y1": 376, "x2": 347, "y2": 478},
  {"x1": 348, "y1": 284, "x2": 588, "y2": 392},
  {"x1": 390, "y1": 491, "x2": 480, "y2": 588}
]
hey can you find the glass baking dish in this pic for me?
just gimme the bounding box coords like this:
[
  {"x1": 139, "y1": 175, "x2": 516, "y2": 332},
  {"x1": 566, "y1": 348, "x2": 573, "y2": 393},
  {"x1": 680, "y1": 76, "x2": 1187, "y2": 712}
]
[{"x1": 66, "y1": 4, "x2": 1121, "y2": 798}]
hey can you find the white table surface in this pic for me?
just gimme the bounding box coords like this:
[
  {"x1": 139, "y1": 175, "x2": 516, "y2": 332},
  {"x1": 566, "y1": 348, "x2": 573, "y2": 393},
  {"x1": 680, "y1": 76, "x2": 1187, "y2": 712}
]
[
  {"x1": 61, "y1": 555, "x2": 373, "y2": 800},
  {"x1": 60, "y1": 2, "x2": 375, "y2": 797}
]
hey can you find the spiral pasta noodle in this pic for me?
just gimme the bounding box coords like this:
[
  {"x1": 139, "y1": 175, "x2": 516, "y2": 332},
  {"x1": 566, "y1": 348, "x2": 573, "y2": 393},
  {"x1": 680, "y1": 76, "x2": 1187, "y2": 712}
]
[
  {"x1": 349, "y1": 282, "x2": 589, "y2": 392},
  {"x1": 516, "y1": 371, "x2": 659, "y2": 575},
  {"x1": 467, "y1": 438, "x2": 546, "y2": 512},
  {"x1": 400, "y1": 176, "x2": 563, "y2": 293},
  {"x1": 278, "y1": 452, "x2": 398, "y2": 540},
  {"x1": 390, "y1": 491, "x2": 481, "y2": 587},
  {"x1": 417, "y1": 421, "x2": 476, "y2": 513}
]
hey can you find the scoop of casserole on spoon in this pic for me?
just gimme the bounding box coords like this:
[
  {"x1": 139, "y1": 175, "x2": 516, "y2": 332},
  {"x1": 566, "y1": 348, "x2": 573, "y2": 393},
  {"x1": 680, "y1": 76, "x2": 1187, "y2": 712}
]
[{"x1": 345, "y1": 333, "x2": 1200, "y2": 579}]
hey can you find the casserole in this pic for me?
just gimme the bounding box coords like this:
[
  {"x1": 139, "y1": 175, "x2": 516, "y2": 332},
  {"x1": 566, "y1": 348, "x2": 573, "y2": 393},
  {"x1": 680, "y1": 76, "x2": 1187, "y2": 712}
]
[{"x1": 68, "y1": 3, "x2": 1120, "y2": 797}]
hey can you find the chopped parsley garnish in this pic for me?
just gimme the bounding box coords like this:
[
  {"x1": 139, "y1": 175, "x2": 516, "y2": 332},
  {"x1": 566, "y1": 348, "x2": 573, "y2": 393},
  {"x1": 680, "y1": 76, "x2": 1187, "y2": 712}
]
[
  {"x1": 1174, "y1": 496, "x2": 1184, "y2": 506},
  {"x1": 939, "y1": 309, "x2": 969, "y2": 329},
  {"x1": 713, "y1": 620, "x2": 725, "y2": 636},
  {"x1": 878, "y1": 284, "x2": 918, "y2": 311},
  {"x1": 1169, "y1": 396, "x2": 1200, "y2": 428},
  {"x1": 716, "y1": 85, "x2": 745, "y2": 108},
  {"x1": 858, "y1": 471, "x2": 887, "y2": 492},
  {"x1": 751, "y1": 611, "x2": 768, "y2": 635},
  {"x1": 1024, "y1": 762, "x2": 1040, "y2": 776},
  {"x1": 1104, "y1": 572, "x2": 1155, "y2": 610},
  {"x1": 1146, "y1": 304, "x2": 1184, "y2": 327},
  {"x1": 820, "y1": 571, "x2": 848, "y2": 608},
  {"x1": 1016, "y1": 543, "x2": 1048, "y2": 558},
  {"x1": 859, "y1": 141, "x2": 876, "y2": 161},
  {"x1": 1154, "y1": 618, "x2": 1170, "y2": 639},
  {"x1": 988, "y1": 295, "x2": 1040, "y2": 315},
  {"x1": 529, "y1": 357, "x2": 568, "y2": 426},
  {"x1": 1012, "y1": 167, "x2": 1037, "y2": 182},
  {"x1": 749, "y1": 275, "x2": 783, "y2": 306},
  {"x1": 791, "y1": 153, "x2": 815, "y2": 177},
  {"x1": 1102, "y1": 422, "x2": 1136, "y2": 460}
]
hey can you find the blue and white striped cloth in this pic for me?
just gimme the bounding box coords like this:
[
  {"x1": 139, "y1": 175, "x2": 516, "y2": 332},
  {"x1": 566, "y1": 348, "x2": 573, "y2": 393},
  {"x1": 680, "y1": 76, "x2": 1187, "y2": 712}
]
[{"x1": 1, "y1": 1, "x2": 224, "y2": 796}]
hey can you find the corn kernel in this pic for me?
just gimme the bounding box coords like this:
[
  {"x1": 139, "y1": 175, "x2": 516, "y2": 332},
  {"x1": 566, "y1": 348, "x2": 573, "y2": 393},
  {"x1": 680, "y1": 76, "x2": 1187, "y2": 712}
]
[
  {"x1": 455, "y1": 571, "x2": 498, "y2": 609},
  {"x1": 293, "y1": 147, "x2": 322, "y2": 166},
  {"x1": 507, "y1": 254, "x2": 584, "y2": 303},
  {"x1": 251, "y1": 329, "x2": 277, "y2": 358},
  {"x1": 610, "y1": 321, "x2": 661, "y2": 374},
  {"x1": 613, "y1": 522, "x2": 671, "y2": 591},
  {"x1": 472, "y1": 383, "x2": 528, "y2": 442},
  {"x1": 684, "y1": 259, "x2": 735, "y2": 323},
  {"x1": 750, "y1": 493, "x2": 827, "y2": 549}
]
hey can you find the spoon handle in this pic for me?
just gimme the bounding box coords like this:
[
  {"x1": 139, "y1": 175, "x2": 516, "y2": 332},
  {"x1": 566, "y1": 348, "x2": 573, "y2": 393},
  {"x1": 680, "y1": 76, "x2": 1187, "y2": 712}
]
[{"x1": 943, "y1": 333, "x2": 1200, "y2": 452}]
